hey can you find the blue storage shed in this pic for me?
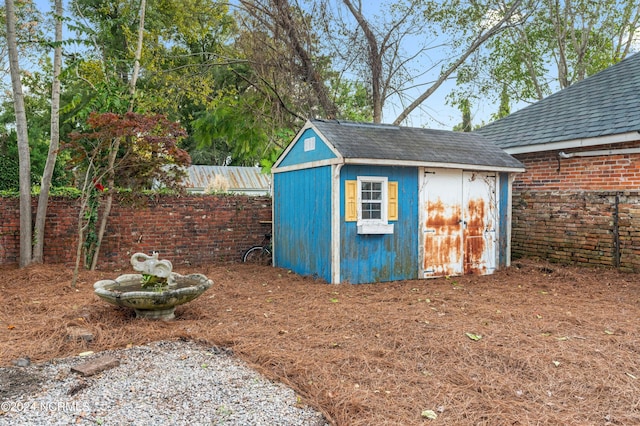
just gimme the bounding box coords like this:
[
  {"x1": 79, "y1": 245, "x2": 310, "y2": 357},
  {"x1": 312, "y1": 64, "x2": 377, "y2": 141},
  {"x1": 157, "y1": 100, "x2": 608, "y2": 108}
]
[{"x1": 272, "y1": 119, "x2": 525, "y2": 284}]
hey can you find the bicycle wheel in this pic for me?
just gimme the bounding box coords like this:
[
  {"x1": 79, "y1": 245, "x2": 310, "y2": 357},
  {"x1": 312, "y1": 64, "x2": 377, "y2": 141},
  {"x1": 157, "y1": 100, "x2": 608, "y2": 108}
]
[{"x1": 242, "y1": 246, "x2": 271, "y2": 265}]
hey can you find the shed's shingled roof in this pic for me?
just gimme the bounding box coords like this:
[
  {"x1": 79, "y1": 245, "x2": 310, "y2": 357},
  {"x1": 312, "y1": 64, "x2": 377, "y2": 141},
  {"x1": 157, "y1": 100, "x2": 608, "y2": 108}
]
[
  {"x1": 311, "y1": 119, "x2": 524, "y2": 170},
  {"x1": 476, "y1": 53, "x2": 640, "y2": 149}
]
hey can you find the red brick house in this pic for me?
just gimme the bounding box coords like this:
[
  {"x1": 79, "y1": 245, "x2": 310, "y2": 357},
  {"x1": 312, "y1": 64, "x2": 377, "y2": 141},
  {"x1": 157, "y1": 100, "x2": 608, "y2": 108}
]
[{"x1": 477, "y1": 53, "x2": 640, "y2": 270}]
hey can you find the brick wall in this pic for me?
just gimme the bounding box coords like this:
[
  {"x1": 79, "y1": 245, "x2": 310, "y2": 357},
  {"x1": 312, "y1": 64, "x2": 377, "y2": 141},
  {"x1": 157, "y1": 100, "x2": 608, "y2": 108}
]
[
  {"x1": 511, "y1": 139, "x2": 640, "y2": 270},
  {"x1": 0, "y1": 195, "x2": 272, "y2": 269},
  {"x1": 513, "y1": 141, "x2": 640, "y2": 192},
  {"x1": 512, "y1": 191, "x2": 640, "y2": 270}
]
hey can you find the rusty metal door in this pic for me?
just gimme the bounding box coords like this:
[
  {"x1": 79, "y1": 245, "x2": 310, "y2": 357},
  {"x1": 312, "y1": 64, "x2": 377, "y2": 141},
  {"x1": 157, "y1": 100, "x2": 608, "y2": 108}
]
[
  {"x1": 420, "y1": 168, "x2": 463, "y2": 277},
  {"x1": 462, "y1": 172, "x2": 496, "y2": 275},
  {"x1": 420, "y1": 168, "x2": 497, "y2": 278}
]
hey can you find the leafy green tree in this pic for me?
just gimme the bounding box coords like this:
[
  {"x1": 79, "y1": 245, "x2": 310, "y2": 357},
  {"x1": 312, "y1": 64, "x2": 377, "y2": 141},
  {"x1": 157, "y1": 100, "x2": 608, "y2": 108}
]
[
  {"x1": 0, "y1": 0, "x2": 45, "y2": 97},
  {"x1": 491, "y1": 83, "x2": 511, "y2": 121},
  {"x1": 391, "y1": 0, "x2": 524, "y2": 125},
  {"x1": 191, "y1": 98, "x2": 271, "y2": 167},
  {"x1": 65, "y1": 0, "x2": 278, "y2": 166},
  {"x1": 452, "y1": 99, "x2": 472, "y2": 132},
  {"x1": 237, "y1": 0, "x2": 340, "y2": 121},
  {"x1": 230, "y1": 0, "x2": 373, "y2": 169},
  {"x1": 0, "y1": 135, "x2": 20, "y2": 191},
  {"x1": 454, "y1": 0, "x2": 640, "y2": 115},
  {"x1": 330, "y1": 78, "x2": 373, "y2": 122},
  {"x1": 61, "y1": 0, "x2": 136, "y2": 121}
]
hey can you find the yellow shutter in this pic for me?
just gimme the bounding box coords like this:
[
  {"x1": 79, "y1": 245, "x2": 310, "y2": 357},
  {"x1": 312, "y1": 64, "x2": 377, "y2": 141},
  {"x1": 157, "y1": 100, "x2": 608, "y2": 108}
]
[
  {"x1": 345, "y1": 180, "x2": 357, "y2": 221},
  {"x1": 388, "y1": 181, "x2": 398, "y2": 221}
]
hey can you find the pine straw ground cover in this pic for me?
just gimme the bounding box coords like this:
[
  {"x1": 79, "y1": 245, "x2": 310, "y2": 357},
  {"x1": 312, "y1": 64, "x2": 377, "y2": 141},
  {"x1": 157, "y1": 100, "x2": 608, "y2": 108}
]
[{"x1": 1, "y1": 259, "x2": 640, "y2": 425}]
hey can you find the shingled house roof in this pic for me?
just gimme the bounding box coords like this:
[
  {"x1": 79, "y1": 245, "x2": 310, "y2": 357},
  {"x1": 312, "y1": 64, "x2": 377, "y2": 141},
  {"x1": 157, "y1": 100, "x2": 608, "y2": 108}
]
[
  {"x1": 310, "y1": 119, "x2": 524, "y2": 171},
  {"x1": 476, "y1": 53, "x2": 640, "y2": 152}
]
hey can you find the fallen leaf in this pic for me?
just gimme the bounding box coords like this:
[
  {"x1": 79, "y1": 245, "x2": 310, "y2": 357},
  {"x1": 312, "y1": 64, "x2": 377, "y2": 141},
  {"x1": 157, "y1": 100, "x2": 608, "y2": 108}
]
[
  {"x1": 465, "y1": 332, "x2": 482, "y2": 341},
  {"x1": 421, "y1": 409, "x2": 438, "y2": 419},
  {"x1": 7, "y1": 325, "x2": 15, "y2": 330},
  {"x1": 604, "y1": 330, "x2": 614, "y2": 335}
]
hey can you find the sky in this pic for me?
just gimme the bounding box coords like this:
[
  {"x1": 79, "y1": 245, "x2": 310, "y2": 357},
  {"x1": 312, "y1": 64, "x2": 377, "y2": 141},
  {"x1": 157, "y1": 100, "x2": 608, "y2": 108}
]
[{"x1": 29, "y1": 0, "x2": 492, "y2": 131}]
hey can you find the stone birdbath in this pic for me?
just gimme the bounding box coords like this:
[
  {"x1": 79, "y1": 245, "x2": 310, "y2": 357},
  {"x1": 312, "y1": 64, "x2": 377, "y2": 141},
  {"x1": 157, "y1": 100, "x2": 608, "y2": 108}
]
[{"x1": 93, "y1": 253, "x2": 212, "y2": 320}]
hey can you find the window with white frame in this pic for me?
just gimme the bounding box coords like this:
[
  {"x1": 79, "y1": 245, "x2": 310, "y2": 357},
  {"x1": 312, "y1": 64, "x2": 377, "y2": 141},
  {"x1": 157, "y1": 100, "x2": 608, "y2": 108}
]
[
  {"x1": 345, "y1": 176, "x2": 397, "y2": 234},
  {"x1": 354, "y1": 176, "x2": 395, "y2": 234},
  {"x1": 358, "y1": 177, "x2": 387, "y2": 223}
]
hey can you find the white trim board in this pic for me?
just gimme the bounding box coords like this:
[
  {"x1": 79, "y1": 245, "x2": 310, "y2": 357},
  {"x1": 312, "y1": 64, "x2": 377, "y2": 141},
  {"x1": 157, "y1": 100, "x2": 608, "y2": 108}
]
[{"x1": 505, "y1": 131, "x2": 640, "y2": 155}]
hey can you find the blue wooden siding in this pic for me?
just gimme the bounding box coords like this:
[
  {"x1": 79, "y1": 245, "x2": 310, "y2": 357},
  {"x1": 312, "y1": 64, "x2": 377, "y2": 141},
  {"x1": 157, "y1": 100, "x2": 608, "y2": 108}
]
[
  {"x1": 273, "y1": 166, "x2": 333, "y2": 282},
  {"x1": 340, "y1": 165, "x2": 419, "y2": 284},
  {"x1": 277, "y1": 128, "x2": 337, "y2": 168},
  {"x1": 498, "y1": 172, "x2": 509, "y2": 268}
]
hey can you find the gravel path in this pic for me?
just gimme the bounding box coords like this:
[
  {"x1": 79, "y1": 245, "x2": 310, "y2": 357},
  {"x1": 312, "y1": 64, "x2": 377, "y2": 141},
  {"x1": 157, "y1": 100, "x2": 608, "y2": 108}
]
[{"x1": 0, "y1": 341, "x2": 327, "y2": 426}]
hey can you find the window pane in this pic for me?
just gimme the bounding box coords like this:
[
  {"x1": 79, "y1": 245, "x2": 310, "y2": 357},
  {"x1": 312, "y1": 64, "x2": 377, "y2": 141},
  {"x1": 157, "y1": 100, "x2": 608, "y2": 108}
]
[
  {"x1": 361, "y1": 181, "x2": 382, "y2": 201},
  {"x1": 362, "y1": 202, "x2": 382, "y2": 219},
  {"x1": 360, "y1": 179, "x2": 384, "y2": 220}
]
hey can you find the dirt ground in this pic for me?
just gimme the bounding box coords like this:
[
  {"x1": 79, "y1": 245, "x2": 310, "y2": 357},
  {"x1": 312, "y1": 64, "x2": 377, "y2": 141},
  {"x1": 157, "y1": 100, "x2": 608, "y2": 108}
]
[{"x1": 1, "y1": 259, "x2": 639, "y2": 425}]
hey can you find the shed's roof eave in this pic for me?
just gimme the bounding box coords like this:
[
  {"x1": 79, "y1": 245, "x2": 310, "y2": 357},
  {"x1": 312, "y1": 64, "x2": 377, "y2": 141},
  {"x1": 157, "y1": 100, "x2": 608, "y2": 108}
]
[
  {"x1": 342, "y1": 158, "x2": 525, "y2": 173},
  {"x1": 271, "y1": 158, "x2": 342, "y2": 173},
  {"x1": 271, "y1": 157, "x2": 525, "y2": 173},
  {"x1": 504, "y1": 131, "x2": 640, "y2": 155}
]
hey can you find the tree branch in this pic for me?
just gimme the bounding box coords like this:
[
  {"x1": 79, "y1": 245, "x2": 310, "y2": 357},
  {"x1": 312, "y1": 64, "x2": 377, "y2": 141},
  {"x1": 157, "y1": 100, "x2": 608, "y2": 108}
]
[{"x1": 393, "y1": 0, "x2": 523, "y2": 126}]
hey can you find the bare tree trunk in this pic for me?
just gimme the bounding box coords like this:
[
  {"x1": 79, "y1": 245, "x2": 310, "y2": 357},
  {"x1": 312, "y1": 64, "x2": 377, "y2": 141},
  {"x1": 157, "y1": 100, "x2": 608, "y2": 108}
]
[
  {"x1": 5, "y1": 0, "x2": 32, "y2": 267},
  {"x1": 90, "y1": 0, "x2": 146, "y2": 270},
  {"x1": 342, "y1": 0, "x2": 383, "y2": 123},
  {"x1": 72, "y1": 166, "x2": 95, "y2": 287},
  {"x1": 128, "y1": 0, "x2": 146, "y2": 103},
  {"x1": 33, "y1": 0, "x2": 63, "y2": 263}
]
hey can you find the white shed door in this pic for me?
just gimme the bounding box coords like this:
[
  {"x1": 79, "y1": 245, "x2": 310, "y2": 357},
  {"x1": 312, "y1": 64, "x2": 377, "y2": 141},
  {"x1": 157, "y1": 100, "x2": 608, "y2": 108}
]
[
  {"x1": 420, "y1": 169, "x2": 464, "y2": 277},
  {"x1": 462, "y1": 171, "x2": 496, "y2": 275},
  {"x1": 420, "y1": 168, "x2": 497, "y2": 278}
]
